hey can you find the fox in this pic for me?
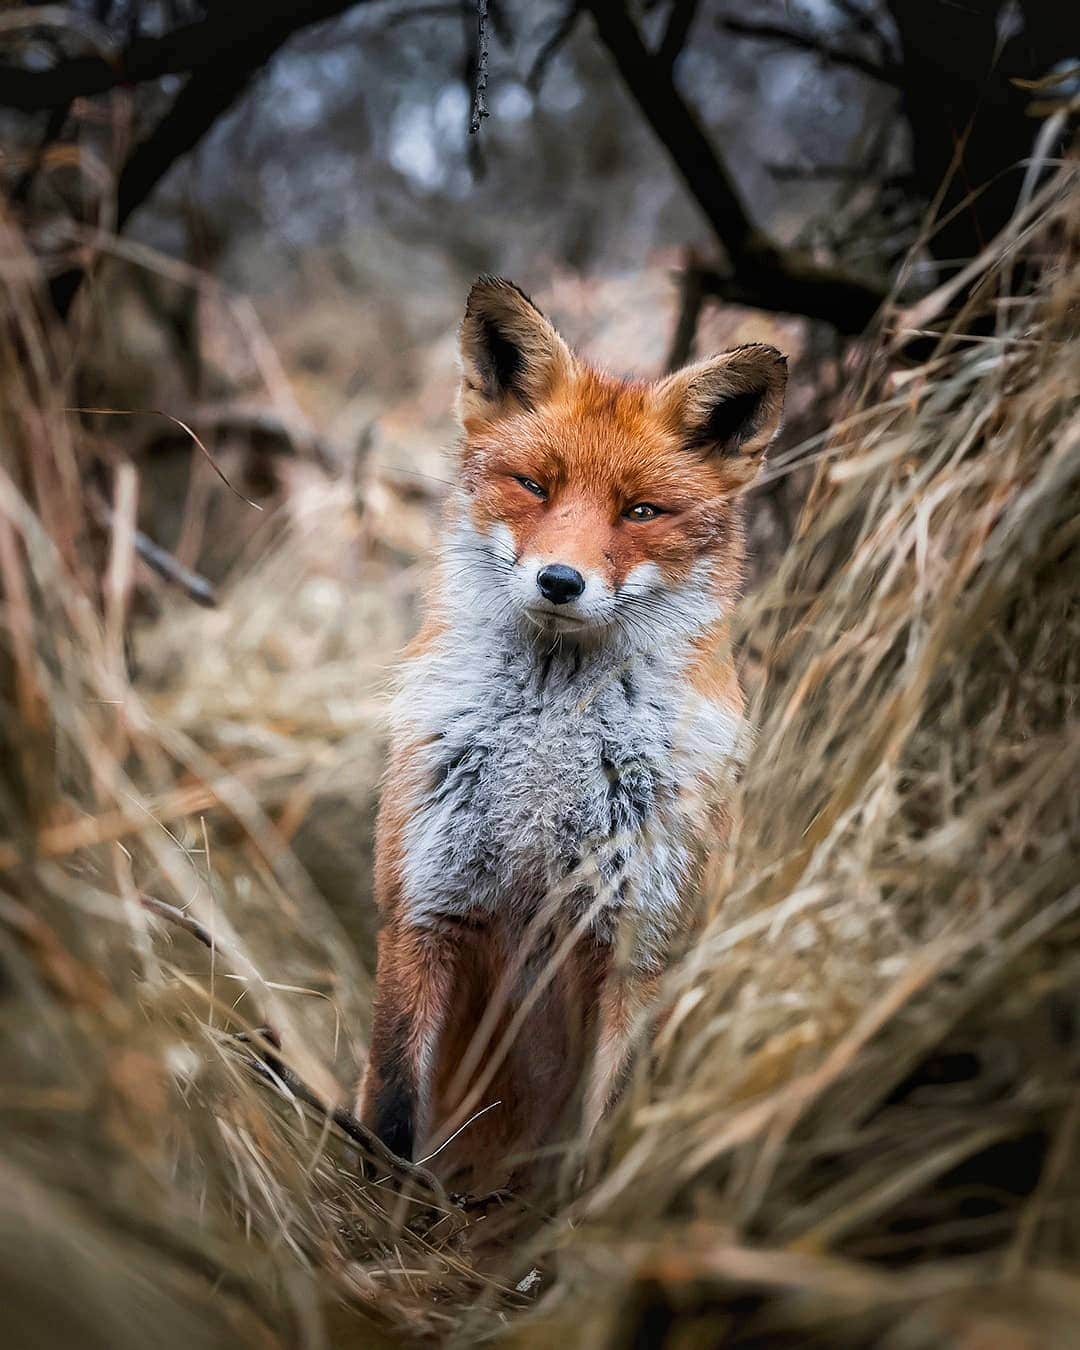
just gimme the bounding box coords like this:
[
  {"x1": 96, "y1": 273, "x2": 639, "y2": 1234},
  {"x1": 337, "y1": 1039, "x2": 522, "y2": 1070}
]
[{"x1": 358, "y1": 276, "x2": 787, "y2": 1192}]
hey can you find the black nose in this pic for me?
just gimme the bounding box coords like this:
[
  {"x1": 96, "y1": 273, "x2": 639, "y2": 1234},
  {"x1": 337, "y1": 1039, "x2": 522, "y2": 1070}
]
[{"x1": 536, "y1": 563, "x2": 585, "y2": 605}]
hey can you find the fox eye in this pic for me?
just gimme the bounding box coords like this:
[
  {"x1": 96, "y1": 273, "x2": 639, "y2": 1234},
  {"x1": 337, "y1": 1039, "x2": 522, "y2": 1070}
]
[
  {"x1": 624, "y1": 502, "x2": 663, "y2": 522},
  {"x1": 514, "y1": 475, "x2": 548, "y2": 499}
]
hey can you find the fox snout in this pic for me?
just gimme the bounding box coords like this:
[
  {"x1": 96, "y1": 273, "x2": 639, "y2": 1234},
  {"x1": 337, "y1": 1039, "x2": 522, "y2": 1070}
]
[
  {"x1": 536, "y1": 563, "x2": 586, "y2": 605},
  {"x1": 517, "y1": 550, "x2": 613, "y2": 635}
]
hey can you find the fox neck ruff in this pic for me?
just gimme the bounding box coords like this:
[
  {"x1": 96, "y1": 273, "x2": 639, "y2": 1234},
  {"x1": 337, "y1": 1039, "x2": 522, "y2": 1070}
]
[{"x1": 391, "y1": 513, "x2": 746, "y2": 966}]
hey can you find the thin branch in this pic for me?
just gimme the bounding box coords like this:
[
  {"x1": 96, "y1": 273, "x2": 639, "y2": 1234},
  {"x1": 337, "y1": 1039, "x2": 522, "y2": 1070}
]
[
  {"x1": 665, "y1": 249, "x2": 705, "y2": 371},
  {"x1": 141, "y1": 894, "x2": 219, "y2": 952},
  {"x1": 88, "y1": 478, "x2": 217, "y2": 606},
  {"x1": 694, "y1": 260, "x2": 884, "y2": 335},
  {"x1": 29, "y1": 1, "x2": 376, "y2": 317},
  {"x1": 133, "y1": 529, "x2": 217, "y2": 607},
  {"x1": 715, "y1": 15, "x2": 901, "y2": 87},
  {"x1": 586, "y1": 2, "x2": 758, "y2": 263},
  {"x1": 469, "y1": 0, "x2": 491, "y2": 134},
  {"x1": 0, "y1": 2, "x2": 365, "y2": 112},
  {"x1": 583, "y1": 1, "x2": 887, "y2": 335},
  {"x1": 527, "y1": 3, "x2": 582, "y2": 92},
  {"x1": 658, "y1": 0, "x2": 702, "y2": 72},
  {"x1": 12, "y1": 99, "x2": 73, "y2": 203},
  {"x1": 242, "y1": 1048, "x2": 442, "y2": 1187},
  {"x1": 831, "y1": 0, "x2": 896, "y2": 53}
]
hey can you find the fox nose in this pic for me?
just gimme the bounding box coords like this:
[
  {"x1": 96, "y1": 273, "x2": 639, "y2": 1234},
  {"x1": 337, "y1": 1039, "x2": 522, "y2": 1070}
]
[{"x1": 536, "y1": 563, "x2": 586, "y2": 605}]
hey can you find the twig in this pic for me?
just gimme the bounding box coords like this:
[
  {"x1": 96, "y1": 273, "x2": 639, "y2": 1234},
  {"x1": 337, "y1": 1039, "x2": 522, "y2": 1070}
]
[
  {"x1": 658, "y1": 0, "x2": 701, "y2": 72},
  {"x1": 87, "y1": 479, "x2": 218, "y2": 606},
  {"x1": 0, "y1": 2, "x2": 369, "y2": 112},
  {"x1": 469, "y1": 0, "x2": 490, "y2": 134},
  {"x1": 29, "y1": 1, "x2": 380, "y2": 317},
  {"x1": 665, "y1": 249, "x2": 705, "y2": 371},
  {"x1": 251, "y1": 1030, "x2": 457, "y2": 1206},
  {"x1": 140, "y1": 893, "x2": 218, "y2": 953},
  {"x1": 715, "y1": 14, "x2": 901, "y2": 86},
  {"x1": 694, "y1": 259, "x2": 885, "y2": 335},
  {"x1": 11, "y1": 98, "x2": 73, "y2": 203},
  {"x1": 133, "y1": 529, "x2": 218, "y2": 607},
  {"x1": 527, "y1": 3, "x2": 582, "y2": 91}
]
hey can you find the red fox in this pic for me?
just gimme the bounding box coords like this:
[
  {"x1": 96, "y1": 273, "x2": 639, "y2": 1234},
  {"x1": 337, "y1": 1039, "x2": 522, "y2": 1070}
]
[{"x1": 358, "y1": 277, "x2": 786, "y2": 1191}]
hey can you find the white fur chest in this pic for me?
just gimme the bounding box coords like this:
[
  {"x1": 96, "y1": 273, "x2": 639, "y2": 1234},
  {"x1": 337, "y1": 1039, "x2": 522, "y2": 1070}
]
[{"x1": 392, "y1": 615, "x2": 743, "y2": 961}]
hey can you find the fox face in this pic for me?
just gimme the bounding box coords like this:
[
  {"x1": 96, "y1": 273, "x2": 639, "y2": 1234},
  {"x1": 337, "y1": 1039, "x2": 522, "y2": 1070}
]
[{"x1": 447, "y1": 277, "x2": 787, "y2": 648}]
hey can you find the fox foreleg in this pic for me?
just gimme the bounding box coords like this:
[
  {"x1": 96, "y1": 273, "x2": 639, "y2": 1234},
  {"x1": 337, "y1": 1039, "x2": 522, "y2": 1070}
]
[
  {"x1": 583, "y1": 960, "x2": 662, "y2": 1136},
  {"x1": 358, "y1": 920, "x2": 458, "y2": 1162}
]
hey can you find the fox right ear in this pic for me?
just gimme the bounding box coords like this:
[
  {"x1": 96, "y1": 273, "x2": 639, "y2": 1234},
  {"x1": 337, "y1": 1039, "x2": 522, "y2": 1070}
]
[
  {"x1": 459, "y1": 277, "x2": 574, "y2": 427},
  {"x1": 657, "y1": 343, "x2": 788, "y2": 486}
]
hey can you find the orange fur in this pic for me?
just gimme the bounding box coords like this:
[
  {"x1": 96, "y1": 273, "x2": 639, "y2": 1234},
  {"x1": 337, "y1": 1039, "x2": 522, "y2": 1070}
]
[{"x1": 358, "y1": 278, "x2": 786, "y2": 1191}]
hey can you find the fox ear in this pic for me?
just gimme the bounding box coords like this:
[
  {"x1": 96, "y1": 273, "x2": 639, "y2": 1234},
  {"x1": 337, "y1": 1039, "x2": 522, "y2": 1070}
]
[
  {"x1": 658, "y1": 344, "x2": 788, "y2": 485},
  {"x1": 459, "y1": 276, "x2": 574, "y2": 426}
]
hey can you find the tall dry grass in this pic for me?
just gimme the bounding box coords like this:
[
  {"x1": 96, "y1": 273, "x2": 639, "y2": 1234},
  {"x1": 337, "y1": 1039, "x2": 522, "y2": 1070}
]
[{"x1": 1, "y1": 163, "x2": 1078, "y2": 1348}]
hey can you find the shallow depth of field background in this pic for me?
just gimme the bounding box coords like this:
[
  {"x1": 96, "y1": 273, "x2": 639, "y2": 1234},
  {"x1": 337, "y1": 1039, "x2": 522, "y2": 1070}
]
[{"x1": 1, "y1": 4, "x2": 1078, "y2": 1348}]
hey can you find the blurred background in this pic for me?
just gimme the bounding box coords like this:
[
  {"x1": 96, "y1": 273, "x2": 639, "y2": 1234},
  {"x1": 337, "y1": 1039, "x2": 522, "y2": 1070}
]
[
  {"x1": 4, "y1": 0, "x2": 1074, "y2": 591},
  {"x1": 2, "y1": 5, "x2": 1078, "y2": 1346}
]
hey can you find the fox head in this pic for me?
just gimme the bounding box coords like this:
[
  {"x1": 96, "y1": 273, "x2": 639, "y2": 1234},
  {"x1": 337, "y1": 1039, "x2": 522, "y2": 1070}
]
[{"x1": 447, "y1": 276, "x2": 787, "y2": 649}]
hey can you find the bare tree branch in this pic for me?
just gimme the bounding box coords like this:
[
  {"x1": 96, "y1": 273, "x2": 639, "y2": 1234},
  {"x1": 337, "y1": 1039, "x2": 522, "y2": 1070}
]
[
  {"x1": 12, "y1": 99, "x2": 73, "y2": 203},
  {"x1": 527, "y1": 2, "x2": 582, "y2": 92},
  {"x1": 715, "y1": 14, "x2": 901, "y2": 87},
  {"x1": 665, "y1": 248, "x2": 704, "y2": 371},
  {"x1": 694, "y1": 261, "x2": 885, "y2": 335},
  {"x1": 0, "y1": 2, "x2": 366, "y2": 111},
  {"x1": 658, "y1": 0, "x2": 702, "y2": 72},
  {"x1": 41, "y1": 1, "x2": 375, "y2": 317},
  {"x1": 469, "y1": 0, "x2": 491, "y2": 134},
  {"x1": 132, "y1": 529, "x2": 217, "y2": 607},
  {"x1": 583, "y1": 1, "x2": 887, "y2": 335},
  {"x1": 831, "y1": 0, "x2": 897, "y2": 54}
]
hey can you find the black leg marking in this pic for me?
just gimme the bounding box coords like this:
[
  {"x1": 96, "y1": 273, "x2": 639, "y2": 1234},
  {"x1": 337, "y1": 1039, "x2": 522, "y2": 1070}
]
[{"x1": 372, "y1": 1068, "x2": 415, "y2": 1161}]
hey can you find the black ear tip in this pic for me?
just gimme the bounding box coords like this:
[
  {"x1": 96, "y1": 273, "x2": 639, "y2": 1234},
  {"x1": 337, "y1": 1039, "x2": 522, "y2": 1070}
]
[
  {"x1": 466, "y1": 274, "x2": 507, "y2": 311},
  {"x1": 465, "y1": 275, "x2": 540, "y2": 316},
  {"x1": 723, "y1": 342, "x2": 788, "y2": 372}
]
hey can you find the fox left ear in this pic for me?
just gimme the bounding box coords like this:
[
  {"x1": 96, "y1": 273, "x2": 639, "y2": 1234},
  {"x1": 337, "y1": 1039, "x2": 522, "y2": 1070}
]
[
  {"x1": 459, "y1": 276, "x2": 574, "y2": 429},
  {"x1": 658, "y1": 344, "x2": 788, "y2": 485}
]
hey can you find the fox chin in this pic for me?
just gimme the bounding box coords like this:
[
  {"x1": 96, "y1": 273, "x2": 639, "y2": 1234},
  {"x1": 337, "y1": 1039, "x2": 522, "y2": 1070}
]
[{"x1": 358, "y1": 276, "x2": 787, "y2": 1193}]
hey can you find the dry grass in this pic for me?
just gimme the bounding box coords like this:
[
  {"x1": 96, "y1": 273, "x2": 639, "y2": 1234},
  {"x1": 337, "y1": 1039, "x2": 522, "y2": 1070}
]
[{"x1": 1, "y1": 164, "x2": 1078, "y2": 1349}]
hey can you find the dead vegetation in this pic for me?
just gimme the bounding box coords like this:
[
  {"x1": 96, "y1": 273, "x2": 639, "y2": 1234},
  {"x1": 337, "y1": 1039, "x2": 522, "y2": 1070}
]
[{"x1": 1, "y1": 161, "x2": 1078, "y2": 1347}]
